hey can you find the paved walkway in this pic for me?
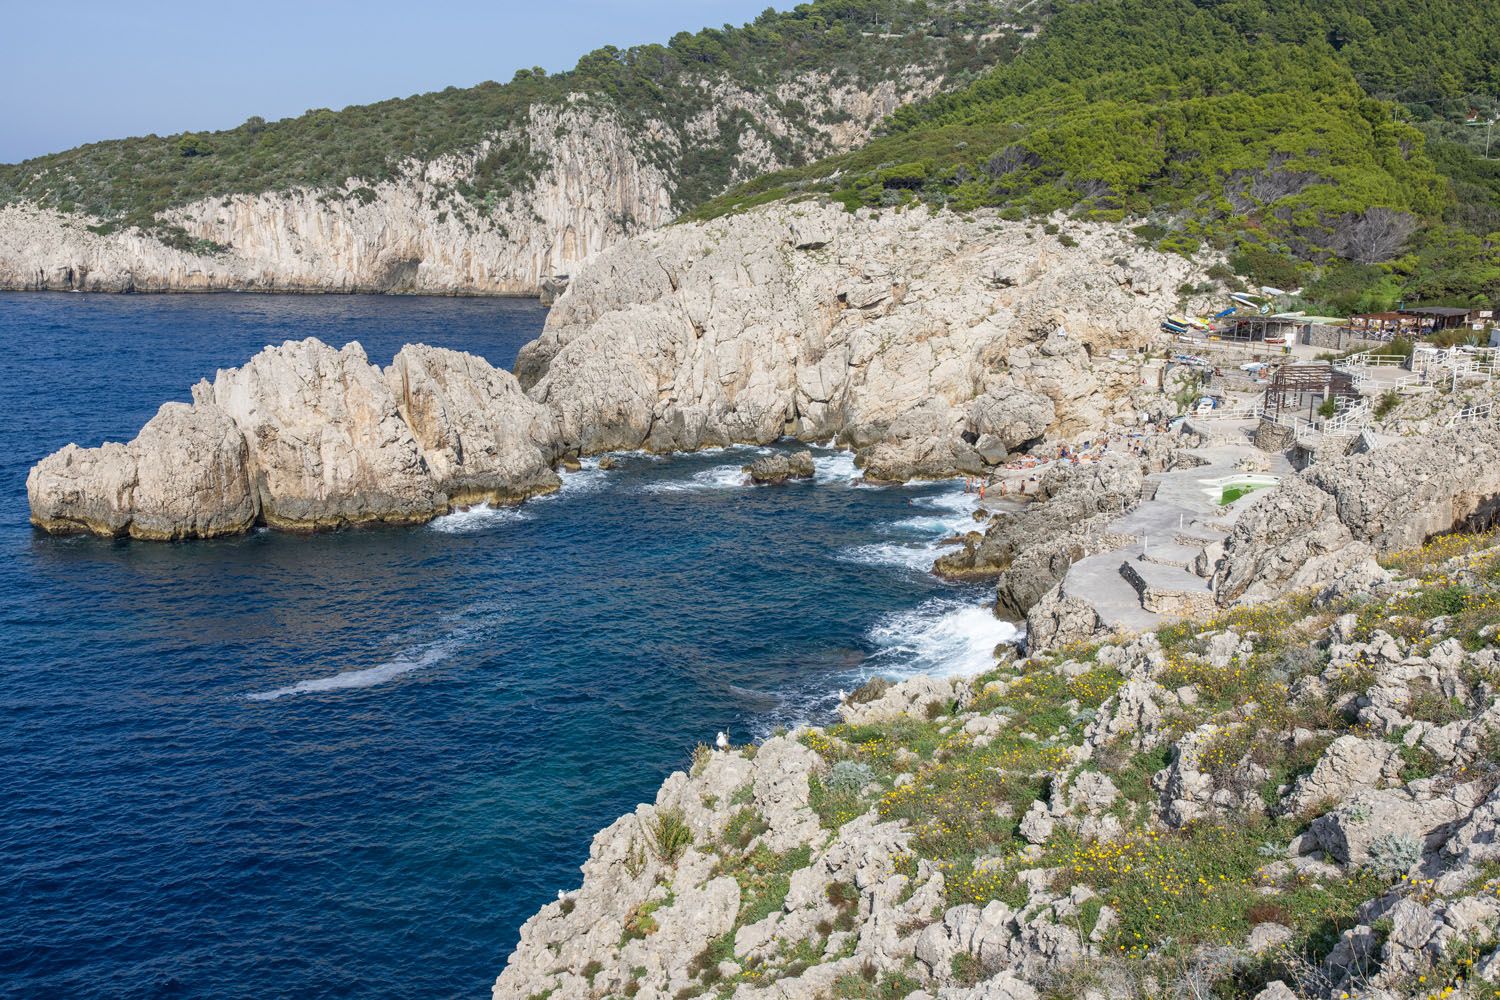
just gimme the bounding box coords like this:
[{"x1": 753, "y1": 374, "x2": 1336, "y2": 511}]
[{"x1": 1051, "y1": 439, "x2": 1291, "y2": 635}]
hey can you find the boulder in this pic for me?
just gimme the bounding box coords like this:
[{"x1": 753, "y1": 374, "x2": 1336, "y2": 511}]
[
  {"x1": 1283, "y1": 736, "x2": 1404, "y2": 816},
  {"x1": 744, "y1": 450, "x2": 815, "y2": 485},
  {"x1": 27, "y1": 401, "x2": 258, "y2": 540},
  {"x1": 1214, "y1": 427, "x2": 1500, "y2": 606},
  {"x1": 967, "y1": 390, "x2": 1055, "y2": 456},
  {"x1": 1308, "y1": 781, "x2": 1489, "y2": 866}
]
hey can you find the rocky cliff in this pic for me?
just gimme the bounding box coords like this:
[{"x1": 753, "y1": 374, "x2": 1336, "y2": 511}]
[
  {"x1": 25, "y1": 201, "x2": 1213, "y2": 538},
  {"x1": 0, "y1": 73, "x2": 952, "y2": 295},
  {"x1": 521, "y1": 202, "x2": 1210, "y2": 476}
]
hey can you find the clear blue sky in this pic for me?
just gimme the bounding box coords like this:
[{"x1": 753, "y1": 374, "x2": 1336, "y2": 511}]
[{"x1": 0, "y1": 0, "x2": 792, "y2": 164}]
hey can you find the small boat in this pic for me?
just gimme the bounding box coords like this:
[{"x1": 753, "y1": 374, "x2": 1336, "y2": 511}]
[{"x1": 1265, "y1": 336, "x2": 1287, "y2": 346}]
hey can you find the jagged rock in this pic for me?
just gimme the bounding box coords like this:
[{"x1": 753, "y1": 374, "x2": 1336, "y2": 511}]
[
  {"x1": 1283, "y1": 736, "x2": 1404, "y2": 816},
  {"x1": 1308, "y1": 780, "x2": 1489, "y2": 866},
  {"x1": 1065, "y1": 771, "x2": 1119, "y2": 814},
  {"x1": 1082, "y1": 678, "x2": 1170, "y2": 753},
  {"x1": 27, "y1": 401, "x2": 258, "y2": 540},
  {"x1": 1019, "y1": 802, "x2": 1055, "y2": 845},
  {"x1": 744, "y1": 451, "x2": 815, "y2": 485},
  {"x1": 1252, "y1": 982, "x2": 1298, "y2": 1000},
  {"x1": 1024, "y1": 585, "x2": 1109, "y2": 654},
  {"x1": 968, "y1": 390, "x2": 1055, "y2": 459},
  {"x1": 1214, "y1": 427, "x2": 1500, "y2": 606},
  {"x1": 1443, "y1": 782, "x2": 1500, "y2": 867},
  {"x1": 28, "y1": 337, "x2": 586, "y2": 538},
  {"x1": 1212, "y1": 477, "x2": 1368, "y2": 606},
  {"x1": 523, "y1": 203, "x2": 1208, "y2": 469},
  {"x1": 839, "y1": 675, "x2": 973, "y2": 726},
  {"x1": 193, "y1": 339, "x2": 445, "y2": 530},
  {"x1": 936, "y1": 453, "x2": 1144, "y2": 591},
  {"x1": 386, "y1": 344, "x2": 561, "y2": 506}
]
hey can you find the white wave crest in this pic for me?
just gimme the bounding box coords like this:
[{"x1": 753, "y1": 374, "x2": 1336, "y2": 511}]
[
  {"x1": 841, "y1": 485, "x2": 980, "y2": 572},
  {"x1": 841, "y1": 539, "x2": 955, "y2": 572},
  {"x1": 640, "y1": 464, "x2": 748, "y2": 494},
  {"x1": 909, "y1": 488, "x2": 976, "y2": 514},
  {"x1": 866, "y1": 599, "x2": 1022, "y2": 679},
  {"x1": 812, "y1": 450, "x2": 864, "y2": 486},
  {"x1": 246, "y1": 644, "x2": 452, "y2": 701},
  {"x1": 534, "y1": 457, "x2": 610, "y2": 502},
  {"x1": 427, "y1": 502, "x2": 532, "y2": 534}
]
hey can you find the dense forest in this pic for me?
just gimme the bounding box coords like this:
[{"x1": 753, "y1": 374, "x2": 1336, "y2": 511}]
[
  {"x1": 694, "y1": 0, "x2": 1500, "y2": 310},
  {"x1": 0, "y1": 0, "x2": 1025, "y2": 236}
]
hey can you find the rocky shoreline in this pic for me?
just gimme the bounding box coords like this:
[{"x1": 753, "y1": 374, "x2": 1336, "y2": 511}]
[
  {"x1": 491, "y1": 428, "x2": 1500, "y2": 1000},
  {"x1": 26, "y1": 203, "x2": 1215, "y2": 539}
]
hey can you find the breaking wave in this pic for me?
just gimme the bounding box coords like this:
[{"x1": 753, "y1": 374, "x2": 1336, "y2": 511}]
[
  {"x1": 427, "y1": 503, "x2": 532, "y2": 535},
  {"x1": 865, "y1": 598, "x2": 1022, "y2": 679},
  {"x1": 639, "y1": 464, "x2": 748, "y2": 494}
]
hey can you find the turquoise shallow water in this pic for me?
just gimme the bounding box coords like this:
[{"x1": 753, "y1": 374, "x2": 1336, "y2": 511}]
[{"x1": 0, "y1": 293, "x2": 1012, "y2": 999}]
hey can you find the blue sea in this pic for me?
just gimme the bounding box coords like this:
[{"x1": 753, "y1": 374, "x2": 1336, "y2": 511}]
[{"x1": 0, "y1": 293, "x2": 1013, "y2": 999}]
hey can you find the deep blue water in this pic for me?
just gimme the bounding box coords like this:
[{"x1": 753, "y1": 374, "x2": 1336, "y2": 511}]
[{"x1": 0, "y1": 293, "x2": 1012, "y2": 999}]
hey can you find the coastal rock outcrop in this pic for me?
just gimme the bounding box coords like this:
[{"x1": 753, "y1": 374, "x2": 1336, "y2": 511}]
[
  {"x1": 385, "y1": 344, "x2": 561, "y2": 506},
  {"x1": 936, "y1": 453, "x2": 1143, "y2": 616},
  {"x1": 744, "y1": 451, "x2": 814, "y2": 485},
  {"x1": 193, "y1": 339, "x2": 444, "y2": 530},
  {"x1": 26, "y1": 401, "x2": 258, "y2": 540},
  {"x1": 0, "y1": 64, "x2": 956, "y2": 296},
  {"x1": 1213, "y1": 428, "x2": 1500, "y2": 605},
  {"x1": 522, "y1": 202, "x2": 1210, "y2": 475},
  {"x1": 29, "y1": 337, "x2": 568, "y2": 537}
]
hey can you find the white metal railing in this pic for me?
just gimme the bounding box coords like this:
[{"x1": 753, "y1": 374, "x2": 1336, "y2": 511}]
[
  {"x1": 1340, "y1": 351, "x2": 1408, "y2": 368},
  {"x1": 1448, "y1": 400, "x2": 1496, "y2": 426},
  {"x1": 1324, "y1": 398, "x2": 1372, "y2": 432},
  {"x1": 1192, "y1": 400, "x2": 1264, "y2": 421},
  {"x1": 1267, "y1": 395, "x2": 1370, "y2": 442}
]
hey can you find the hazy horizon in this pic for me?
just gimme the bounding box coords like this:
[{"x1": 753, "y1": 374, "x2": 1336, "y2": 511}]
[{"x1": 1, "y1": 0, "x2": 791, "y2": 164}]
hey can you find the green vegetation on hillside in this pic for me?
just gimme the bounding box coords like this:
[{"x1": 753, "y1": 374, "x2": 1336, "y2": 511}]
[
  {"x1": 0, "y1": 0, "x2": 1026, "y2": 237},
  {"x1": 693, "y1": 0, "x2": 1500, "y2": 308},
  {"x1": 782, "y1": 530, "x2": 1500, "y2": 998}
]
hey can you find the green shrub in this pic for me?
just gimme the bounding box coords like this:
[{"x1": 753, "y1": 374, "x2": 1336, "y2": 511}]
[{"x1": 646, "y1": 808, "x2": 692, "y2": 864}]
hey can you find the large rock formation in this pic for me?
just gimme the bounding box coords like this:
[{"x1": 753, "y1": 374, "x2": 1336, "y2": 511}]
[
  {"x1": 1213, "y1": 428, "x2": 1500, "y2": 604},
  {"x1": 934, "y1": 453, "x2": 1143, "y2": 597},
  {"x1": 521, "y1": 202, "x2": 1208, "y2": 472},
  {"x1": 29, "y1": 338, "x2": 563, "y2": 538},
  {"x1": 27, "y1": 402, "x2": 258, "y2": 540},
  {"x1": 193, "y1": 340, "x2": 445, "y2": 531},
  {"x1": 0, "y1": 71, "x2": 952, "y2": 296},
  {"x1": 386, "y1": 344, "x2": 561, "y2": 506}
]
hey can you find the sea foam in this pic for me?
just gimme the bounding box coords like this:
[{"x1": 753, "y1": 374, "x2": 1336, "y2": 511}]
[
  {"x1": 640, "y1": 464, "x2": 749, "y2": 494},
  {"x1": 866, "y1": 598, "x2": 1022, "y2": 679},
  {"x1": 427, "y1": 503, "x2": 532, "y2": 535},
  {"x1": 246, "y1": 643, "x2": 453, "y2": 701}
]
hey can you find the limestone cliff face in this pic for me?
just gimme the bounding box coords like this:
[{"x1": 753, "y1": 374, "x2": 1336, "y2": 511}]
[
  {"x1": 0, "y1": 71, "x2": 946, "y2": 296},
  {"x1": 26, "y1": 198, "x2": 1217, "y2": 538},
  {"x1": 522, "y1": 201, "x2": 1212, "y2": 477}
]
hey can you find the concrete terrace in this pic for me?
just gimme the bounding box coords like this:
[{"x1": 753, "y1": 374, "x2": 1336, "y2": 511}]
[{"x1": 1052, "y1": 440, "x2": 1293, "y2": 636}]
